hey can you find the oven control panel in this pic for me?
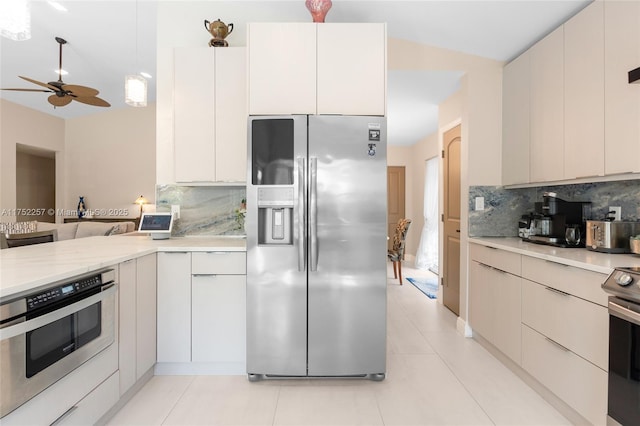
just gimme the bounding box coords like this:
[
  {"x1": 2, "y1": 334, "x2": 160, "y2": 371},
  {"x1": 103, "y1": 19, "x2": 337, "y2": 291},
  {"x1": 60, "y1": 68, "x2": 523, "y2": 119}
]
[
  {"x1": 27, "y1": 274, "x2": 102, "y2": 310},
  {"x1": 603, "y1": 267, "x2": 640, "y2": 303}
]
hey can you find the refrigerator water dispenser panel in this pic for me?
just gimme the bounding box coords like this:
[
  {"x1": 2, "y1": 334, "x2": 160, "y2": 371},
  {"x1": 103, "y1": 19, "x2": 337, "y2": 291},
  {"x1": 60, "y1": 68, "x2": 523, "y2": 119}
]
[{"x1": 257, "y1": 187, "x2": 294, "y2": 245}]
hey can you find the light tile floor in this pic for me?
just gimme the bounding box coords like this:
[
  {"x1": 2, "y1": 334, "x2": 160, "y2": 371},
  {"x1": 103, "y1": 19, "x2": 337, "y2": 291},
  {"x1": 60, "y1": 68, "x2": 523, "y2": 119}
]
[{"x1": 107, "y1": 261, "x2": 571, "y2": 426}]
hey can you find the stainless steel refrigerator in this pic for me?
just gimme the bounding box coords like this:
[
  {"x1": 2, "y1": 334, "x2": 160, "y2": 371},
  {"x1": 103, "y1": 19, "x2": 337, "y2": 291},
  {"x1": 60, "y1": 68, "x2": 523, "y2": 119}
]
[{"x1": 246, "y1": 115, "x2": 387, "y2": 380}]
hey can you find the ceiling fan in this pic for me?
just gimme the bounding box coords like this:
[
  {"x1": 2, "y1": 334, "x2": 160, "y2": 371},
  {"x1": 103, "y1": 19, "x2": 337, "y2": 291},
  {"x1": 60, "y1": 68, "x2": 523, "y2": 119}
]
[{"x1": 1, "y1": 37, "x2": 110, "y2": 108}]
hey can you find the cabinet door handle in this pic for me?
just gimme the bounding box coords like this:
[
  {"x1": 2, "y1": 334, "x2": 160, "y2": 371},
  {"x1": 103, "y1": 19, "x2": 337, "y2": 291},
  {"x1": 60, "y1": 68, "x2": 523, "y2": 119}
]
[
  {"x1": 192, "y1": 274, "x2": 217, "y2": 277},
  {"x1": 50, "y1": 405, "x2": 78, "y2": 426},
  {"x1": 204, "y1": 252, "x2": 230, "y2": 255},
  {"x1": 163, "y1": 251, "x2": 188, "y2": 254},
  {"x1": 545, "y1": 286, "x2": 570, "y2": 297},
  {"x1": 545, "y1": 337, "x2": 570, "y2": 352},
  {"x1": 544, "y1": 260, "x2": 568, "y2": 267}
]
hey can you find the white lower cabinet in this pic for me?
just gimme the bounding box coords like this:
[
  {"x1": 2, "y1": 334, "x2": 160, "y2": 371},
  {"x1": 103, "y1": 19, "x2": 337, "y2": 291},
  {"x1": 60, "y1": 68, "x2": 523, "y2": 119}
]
[
  {"x1": 156, "y1": 251, "x2": 247, "y2": 374},
  {"x1": 469, "y1": 242, "x2": 609, "y2": 425},
  {"x1": 522, "y1": 325, "x2": 607, "y2": 426},
  {"x1": 521, "y1": 278, "x2": 608, "y2": 370},
  {"x1": 191, "y1": 252, "x2": 246, "y2": 373},
  {"x1": 57, "y1": 372, "x2": 119, "y2": 425},
  {"x1": 192, "y1": 275, "x2": 246, "y2": 367},
  {"x1": 118, "y1": 254, "x2": 157, "y2": 395},
  {"x1": 157, "y1": 252, "x2": 192, "y2": 362},
  {"x1": 469, "y1": 251, "x2": 522, "y2": 364}
]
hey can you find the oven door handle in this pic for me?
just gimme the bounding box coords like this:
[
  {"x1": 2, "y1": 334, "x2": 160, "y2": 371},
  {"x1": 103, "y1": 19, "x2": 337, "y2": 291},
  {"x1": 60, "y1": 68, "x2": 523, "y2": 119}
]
[
  {"x1": 0, "y1": 284, "x2": 116, "y2": 340},
  {"x1": 609, "y1": 299, "x2": 640, "y2": 327}
]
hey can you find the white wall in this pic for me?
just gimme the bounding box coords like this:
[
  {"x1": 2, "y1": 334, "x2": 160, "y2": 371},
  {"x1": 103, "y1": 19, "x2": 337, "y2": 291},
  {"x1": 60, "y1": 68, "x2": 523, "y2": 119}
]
[
  {"x1": 64, "y1": 105, "x2": 156, "y2": 218},
  {"x1": 0, "y1": 99, "x2": 65, "y2": 222}
]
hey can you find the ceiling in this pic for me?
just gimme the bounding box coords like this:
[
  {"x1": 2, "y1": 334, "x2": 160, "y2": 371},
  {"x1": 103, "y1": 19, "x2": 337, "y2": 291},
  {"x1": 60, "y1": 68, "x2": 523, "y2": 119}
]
[{"x1": 0, "y1": 0, "x2": 591, "y2": 146}]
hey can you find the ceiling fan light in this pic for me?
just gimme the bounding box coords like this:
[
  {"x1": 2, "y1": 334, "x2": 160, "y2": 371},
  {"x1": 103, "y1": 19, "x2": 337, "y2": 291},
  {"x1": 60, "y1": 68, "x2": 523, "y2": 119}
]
[
  {"x1": 125, "y1": 75, "x2": 147, "y2": 107},
  {"x1": 0, "y1": 0, "x2": 31, "y2": 41}
]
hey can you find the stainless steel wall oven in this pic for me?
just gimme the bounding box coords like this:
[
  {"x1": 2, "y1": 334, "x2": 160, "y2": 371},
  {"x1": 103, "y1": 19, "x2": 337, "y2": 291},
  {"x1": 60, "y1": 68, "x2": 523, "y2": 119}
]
[{"x1": 0, "y1": 269, "x2": 116, "y2": 418}]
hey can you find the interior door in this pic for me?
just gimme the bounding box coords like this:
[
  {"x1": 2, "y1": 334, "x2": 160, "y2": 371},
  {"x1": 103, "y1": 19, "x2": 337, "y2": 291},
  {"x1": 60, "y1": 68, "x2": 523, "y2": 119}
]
[
  {"x1": 443, "y1": 125, "x2": 461, "y2": 315},
  {"x1": 387, "y1": 166, "x2": 406, "y2": 250}
]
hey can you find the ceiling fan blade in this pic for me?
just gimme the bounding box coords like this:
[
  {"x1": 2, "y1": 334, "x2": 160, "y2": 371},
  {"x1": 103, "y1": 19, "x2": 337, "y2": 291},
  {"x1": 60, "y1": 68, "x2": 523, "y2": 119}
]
[
  {"x1": 62, "y1": 84, "x2": 99, "y2": 97},
  {"x1": 1, "y1": 88, "x2": 54, "y2": 92},
  {"x1": 20, "y1": 76, "x2": 60, "y2": 92},
  {"x1": 72, "y1": 96, "x2": 110, "y2": 107},
  {"x1": 48, "y1": 94, "x2": 72, "y2": 107}
]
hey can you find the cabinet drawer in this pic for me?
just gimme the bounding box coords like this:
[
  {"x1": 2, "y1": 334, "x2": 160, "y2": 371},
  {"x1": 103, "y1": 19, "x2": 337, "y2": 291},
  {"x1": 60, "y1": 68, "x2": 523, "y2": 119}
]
[
  {"x1": 469, "y1": 243, "x2": 521, "y2": 275},
  {"x1": 522, "y1": 325, "x2": 607, "y2": 426},
  {"x1": 521, "y1": 256, "x2": 608, "y2": 306},
  {"x1": 522, "y1": 279, "x2": 608, "y2": 370},
  {"x1": 192, "y1": 252, "x2": 246, "y2": 275},
  {"x1": 58, "y1": 372, "x2": 119, "y2": 425}
]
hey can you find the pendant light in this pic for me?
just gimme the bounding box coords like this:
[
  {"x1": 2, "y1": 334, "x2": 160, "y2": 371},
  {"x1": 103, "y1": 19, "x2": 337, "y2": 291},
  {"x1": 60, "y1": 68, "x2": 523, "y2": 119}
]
[
  {"x1": 125, "y1": 0, "x2": 147, "y2": 107},
  {"x1": 0, "y1": 0, "x2": 31, "y2": 41}
]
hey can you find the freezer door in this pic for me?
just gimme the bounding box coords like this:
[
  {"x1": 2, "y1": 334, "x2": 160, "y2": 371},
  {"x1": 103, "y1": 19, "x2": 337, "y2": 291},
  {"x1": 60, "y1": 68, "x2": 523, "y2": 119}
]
[
  {"x1": 307, "y1": 115, "x2": 387, "y2": 376},
  {"x1": 246, "y1": 115, "x2": 308, "y2": 376}
]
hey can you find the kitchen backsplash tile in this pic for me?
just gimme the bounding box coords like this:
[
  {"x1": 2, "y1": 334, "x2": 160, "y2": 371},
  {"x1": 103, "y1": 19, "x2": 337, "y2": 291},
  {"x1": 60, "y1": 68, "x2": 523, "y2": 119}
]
[
  {"x1": 156, "y1": 185, "x2": 246, "y2": 236},
  {"x1": 469, "y1": 179, "x2": 640, "y2": 237}
]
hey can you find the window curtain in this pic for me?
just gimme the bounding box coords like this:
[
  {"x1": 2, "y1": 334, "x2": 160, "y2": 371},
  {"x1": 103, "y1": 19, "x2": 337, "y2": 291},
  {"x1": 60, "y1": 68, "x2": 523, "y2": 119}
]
[{"x1": 415, "y1": 157, "x2": 439, "y2": 272}]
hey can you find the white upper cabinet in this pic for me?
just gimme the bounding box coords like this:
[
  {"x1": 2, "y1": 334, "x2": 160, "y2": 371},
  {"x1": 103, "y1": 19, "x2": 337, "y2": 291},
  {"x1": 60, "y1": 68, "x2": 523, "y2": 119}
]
[
  {"x1": 564, "y1": 1, "x2": 604, "y2": 179},
  {"x1": 174, "y1": 47, "x2": 247, "y2": 183},
  {"x1": 174, "y1": 48, "x2": 216, "y2": 182},
  {"x1": 248, "y1": 23, "x2": 317, "y2": 115},
  {"x1": 502, "y1": 51, "x2": 530, "y2": 185},
  {"x1": 317, "y1": 23, "x2": 386, "y2": 115},
  {"x1": 604, "y1": 0, "x2": 640, "y2": 175},
  {"x1": 248, "y1": 23, "x2": 386, "y2": 116},
  {"x1": 215, "y1": 48, "x2": 248, "y2": 182},
  {"x1": 530, "y1": 26, "x2": 564, "y2": 183}
]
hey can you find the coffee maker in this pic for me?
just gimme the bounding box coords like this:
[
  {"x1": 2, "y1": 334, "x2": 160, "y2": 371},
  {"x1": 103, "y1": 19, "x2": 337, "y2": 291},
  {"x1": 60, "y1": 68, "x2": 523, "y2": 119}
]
[{"x1": 523, "y1": 192, "x2": 592, "y2": 247}]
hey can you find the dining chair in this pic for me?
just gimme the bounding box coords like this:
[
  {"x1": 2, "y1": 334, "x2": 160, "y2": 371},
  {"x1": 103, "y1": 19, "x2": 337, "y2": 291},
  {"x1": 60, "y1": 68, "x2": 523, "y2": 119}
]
[
  {"x1": 1, "y1": 230, "x2": 58, "y2": 249},
  {"x1": 388, "y1": 218, "x2": 411, "y2": 285}
]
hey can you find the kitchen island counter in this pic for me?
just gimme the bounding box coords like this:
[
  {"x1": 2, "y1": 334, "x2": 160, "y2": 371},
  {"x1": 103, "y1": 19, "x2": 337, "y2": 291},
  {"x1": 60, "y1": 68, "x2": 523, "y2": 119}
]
[
  {"x1": 469, "y1": 237, "x2": 640, "y2": 274},
  {"x1": 0, "y1": 235, "x2": 246, "y2": 299}
]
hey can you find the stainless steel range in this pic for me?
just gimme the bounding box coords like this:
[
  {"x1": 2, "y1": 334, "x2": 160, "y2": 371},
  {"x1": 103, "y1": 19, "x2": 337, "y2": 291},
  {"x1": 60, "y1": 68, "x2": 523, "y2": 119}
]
[{"x1": 601, "y1": 267, "x2": 640, "y2": 426}]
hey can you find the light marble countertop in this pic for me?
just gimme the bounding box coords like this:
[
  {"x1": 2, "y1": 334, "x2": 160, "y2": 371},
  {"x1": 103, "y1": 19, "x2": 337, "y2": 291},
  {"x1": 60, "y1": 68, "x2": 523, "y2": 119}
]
[
  {"x1": 469, "y1": 237, "x2": 640, "y2": 275},
  {"x1": 0, "y1": 235, "x2": 246, "y2": 300}
]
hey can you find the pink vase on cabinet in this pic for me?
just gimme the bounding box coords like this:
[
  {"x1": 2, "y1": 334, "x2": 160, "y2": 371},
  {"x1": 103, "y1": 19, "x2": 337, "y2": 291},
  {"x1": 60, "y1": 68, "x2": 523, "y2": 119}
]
[{"x1": 305, "y1": 0, "x2": 332, "y2": 23}]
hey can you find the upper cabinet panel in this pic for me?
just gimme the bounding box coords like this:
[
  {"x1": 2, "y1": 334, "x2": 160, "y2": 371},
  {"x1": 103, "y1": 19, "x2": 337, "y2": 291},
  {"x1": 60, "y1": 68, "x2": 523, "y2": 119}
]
[
  {"x1": 604, "y1": 0, "x2": 640, "y2": 175},
  {"x1": 247, "y1": 23, "x2": 317, "y2": 115},
  {"x1": 316, "y1": 23, "x2": 386, "y2": 116},
  {"x1": 174, "y1": 48, "x2": 216, "y2": 182},
  {"x1": 502, "y1": 51, "x2": 530, "y2": 185},
  {"x1": 530, "y1": 26, "x2": 564, "y2": 183},
  {"x1": 564, "y1": 1, "x2": 604, "y2": 180},
  {"x1": 248, "y1": 23, "x2": 386, "y2": 116}
]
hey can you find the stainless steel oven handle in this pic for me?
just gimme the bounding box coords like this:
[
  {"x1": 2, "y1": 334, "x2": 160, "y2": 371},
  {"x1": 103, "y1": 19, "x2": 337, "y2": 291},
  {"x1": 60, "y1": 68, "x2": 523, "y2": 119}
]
[
  {"x1": 609, "y1": 299, "x2": 640, "y2": 327},
  {"x1": 0, "y1": 284, "x2": 116, "y2": 340}
]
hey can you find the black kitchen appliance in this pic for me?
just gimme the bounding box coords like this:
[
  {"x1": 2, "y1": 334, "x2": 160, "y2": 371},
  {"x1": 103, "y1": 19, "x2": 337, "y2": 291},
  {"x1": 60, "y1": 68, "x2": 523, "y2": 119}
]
[
  {"x1": 602, "y1": 267, "x2": 640, "y2": 426},
  {"x1": 522, "y1": 192, "x2": 591, "y2": 248}
]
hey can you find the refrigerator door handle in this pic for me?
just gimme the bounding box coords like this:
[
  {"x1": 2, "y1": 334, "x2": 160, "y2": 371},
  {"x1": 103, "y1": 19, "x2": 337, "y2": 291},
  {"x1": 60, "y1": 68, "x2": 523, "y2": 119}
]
[
  {"x1": 297, "y1": 156, "x2": 306, "y2": 272},
  {"x1": 310, "y1": 157, "x2": 318, "y2": 272}
]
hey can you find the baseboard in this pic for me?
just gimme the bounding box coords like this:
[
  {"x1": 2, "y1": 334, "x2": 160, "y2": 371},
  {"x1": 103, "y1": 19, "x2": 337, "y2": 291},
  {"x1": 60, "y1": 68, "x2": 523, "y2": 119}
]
[
  {"x1": 472, "y1": 332, "x2": 591, "y2": 426},
  {"x1": 456, "y1": 317, "x2": 473, "y2": 337},
  {"x1": 154, "y1": 362, "x2": 246, "y2": 375}
]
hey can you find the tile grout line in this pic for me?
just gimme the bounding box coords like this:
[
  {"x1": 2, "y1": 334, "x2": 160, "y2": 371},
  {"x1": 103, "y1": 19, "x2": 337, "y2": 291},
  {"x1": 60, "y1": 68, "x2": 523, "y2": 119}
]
[
  {"x1": 405, "y1": 303, "x2": 498, "y2": 426},
  {"x1": 270, "y1": 384, "x2": 282, "y2": 426},
  {"x1": 159, "y1": 375, "x2": 196, "y2": 426}
]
